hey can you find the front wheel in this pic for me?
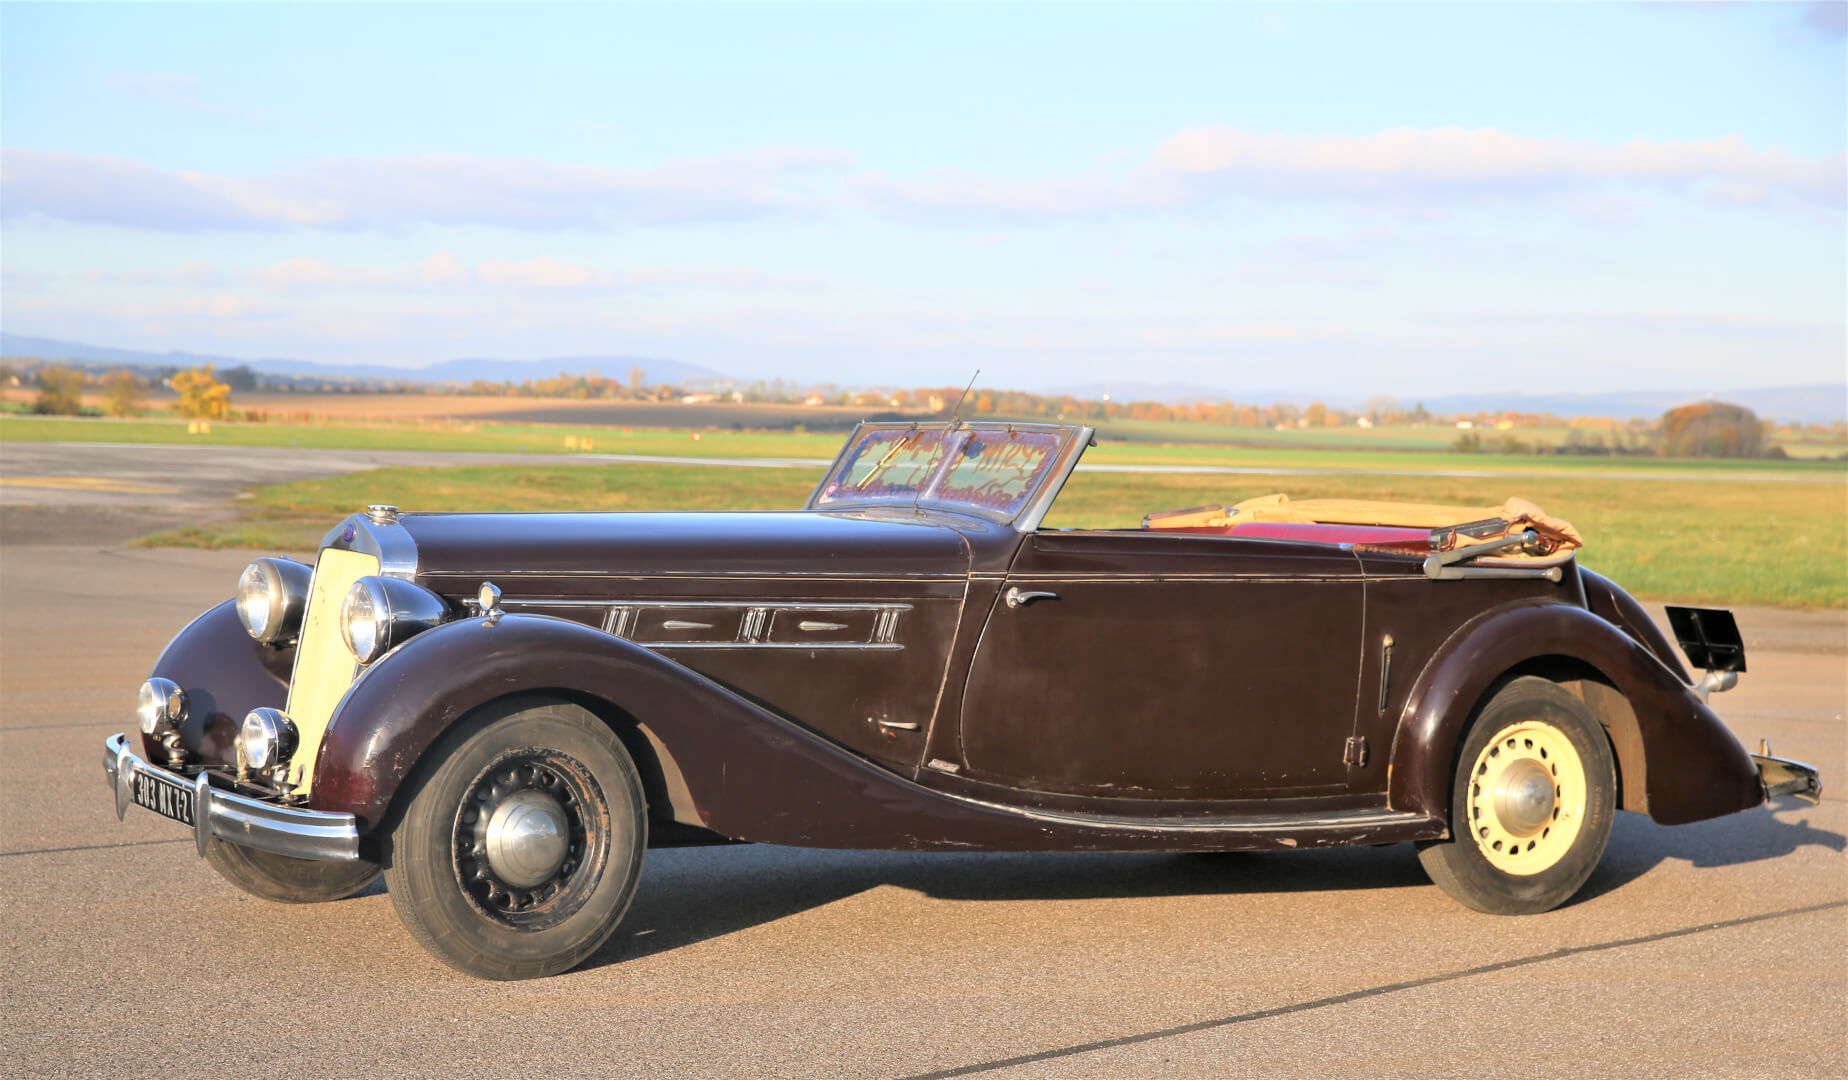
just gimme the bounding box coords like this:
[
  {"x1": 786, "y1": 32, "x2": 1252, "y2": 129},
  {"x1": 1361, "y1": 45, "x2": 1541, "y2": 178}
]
[
  {"x1": 1417, "y1": 677, "x2": 1616, "y2": 915},
  {"x1": 383, "y1": 700, "x2": 647, "y2": 980}
]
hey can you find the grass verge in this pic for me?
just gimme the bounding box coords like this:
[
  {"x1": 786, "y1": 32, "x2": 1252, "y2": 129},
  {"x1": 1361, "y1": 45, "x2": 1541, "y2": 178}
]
[
  {"x1": 6, "y1": 413, "x2": 1842, "y2": 479},
  {"x1": 135, "y1": 462, "x2": 1846, "y2": 609}
]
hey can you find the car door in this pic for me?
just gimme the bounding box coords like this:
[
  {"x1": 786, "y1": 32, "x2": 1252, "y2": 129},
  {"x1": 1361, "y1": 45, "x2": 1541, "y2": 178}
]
[{"x1": 957, "y1": 530, "x2": 1366, "y2": 800}]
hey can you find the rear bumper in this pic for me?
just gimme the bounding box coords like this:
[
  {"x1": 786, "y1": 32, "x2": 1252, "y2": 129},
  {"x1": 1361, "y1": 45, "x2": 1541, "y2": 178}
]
[
  {"x1": 1753, "y1": 750, "x2": 1822, "y2": 805},
  {"x1": 103, "y1": 733, "x2": 360, "y2": 862}
]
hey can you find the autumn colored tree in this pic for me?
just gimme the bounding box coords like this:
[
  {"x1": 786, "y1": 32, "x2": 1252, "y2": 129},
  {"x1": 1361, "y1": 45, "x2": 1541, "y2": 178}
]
[
  {"x1": 172, "y1": 364, "x2": 232, "y2": 419},
  {"x1": 34, "y1": 365, "x2": 84, "y2": 415},
  {"x1": 103, "y1": 369, "x2": 144, "y2": 417},
  {"x1": 1658, "y1": 402, "x2": 1767, "y2": 458}
]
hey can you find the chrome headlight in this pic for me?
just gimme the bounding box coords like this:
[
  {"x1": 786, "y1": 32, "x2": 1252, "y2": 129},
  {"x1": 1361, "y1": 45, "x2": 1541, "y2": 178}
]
[
  {"x1": 341, "y1": 575, "x2": 450, "y2": 663},
  {"x1": 137, "y1": 677, "x2": 187, "y2": 736},
  {"x1": 240, "y1": 708, "x2": 298, "y2": 773},
  {"x1": 236, "y1": 558, "x2": 312, "y2": 643}
]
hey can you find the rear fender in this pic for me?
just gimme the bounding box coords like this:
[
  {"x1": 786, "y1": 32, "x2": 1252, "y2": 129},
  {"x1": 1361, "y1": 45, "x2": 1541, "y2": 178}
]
[{"x1": 1388, "y1": 600, "x2": 1762, "y2": 828}]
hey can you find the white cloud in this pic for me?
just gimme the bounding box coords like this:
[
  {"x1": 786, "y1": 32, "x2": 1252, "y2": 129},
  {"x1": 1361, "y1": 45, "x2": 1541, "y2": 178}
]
[
  {"x1": 0, "y1": 147, "x2": 848, "y2": 232},
  {"x1": 473, "y1": 257, "x2": 817, "y2": 291},
  {"x1": 420, "y1": 251, "x2": 467, "y2": 284},
  {"x1": 1151, "y1": 127, "x2": 1843, "y2": 206},
  {"x1": 77, "y1": 262, "x2": 225, "y2": 286},
  {"x1": 253, "y1": 256, "x2": 394, "y2": 289},
  {"x1": 475, "y1": 257, "x2": 596, "y2": 289},
  {"x1": 53, "y1": 252, "x2": 816, "y2": 295},
  {"x1": 858, "y1": 127, "x2": 1846, "y2": 222},
  {"x1": 5, "y1": 129, "x2": 1837, "y2": 239}
]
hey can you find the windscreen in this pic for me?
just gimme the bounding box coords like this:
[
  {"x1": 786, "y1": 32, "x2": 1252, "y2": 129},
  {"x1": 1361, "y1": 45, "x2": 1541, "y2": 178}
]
[
  {"x1": 817, "y1": 427, "x2": 953, "y2": 504},
  {"x1": 929, "y1": 428, "x2": 1065, "y2": 518},
  {"x1": 813, "y1": 423, "x2": 1073, "y2": 523}
]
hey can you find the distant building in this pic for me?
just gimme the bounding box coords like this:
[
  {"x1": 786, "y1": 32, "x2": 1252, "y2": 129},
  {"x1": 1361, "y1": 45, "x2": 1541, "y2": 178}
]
[
  {"x1": 804, "y1": 392, "x2": 826, "y2": 406},
  {"x1": 1456, "y1": 420, "x2": 1475, "y2": 430}
]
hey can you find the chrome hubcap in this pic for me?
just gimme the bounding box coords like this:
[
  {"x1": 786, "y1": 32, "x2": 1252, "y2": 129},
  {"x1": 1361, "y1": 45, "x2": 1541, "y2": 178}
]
[
  {"x1": 1492, "y1": 757, "x2": 1556, "y2": 837},
  {"x1": 484, "y1": 790, "x2": 570, "y2": 887},
  {"x1": 453, "y1": 750, "x2": 608, "y2": 929}
]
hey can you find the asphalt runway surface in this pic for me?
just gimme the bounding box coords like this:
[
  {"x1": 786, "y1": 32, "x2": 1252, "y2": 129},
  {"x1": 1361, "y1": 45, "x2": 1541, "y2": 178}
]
[{"x1": 1, "y1": 448, "x2": 1845, "y2": 1079}]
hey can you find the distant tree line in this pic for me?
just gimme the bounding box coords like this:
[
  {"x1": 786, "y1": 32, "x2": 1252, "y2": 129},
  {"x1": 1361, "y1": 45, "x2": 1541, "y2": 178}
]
[
  {"x1": 0, "y1": 353, "x2": 1832, "y2": 460},
  {"x1": 10, "y1": 361, "x2": 230, "y2": 419}
]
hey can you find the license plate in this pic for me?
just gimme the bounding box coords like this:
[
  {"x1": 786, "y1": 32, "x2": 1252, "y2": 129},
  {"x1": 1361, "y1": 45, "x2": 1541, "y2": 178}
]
[{"x1": 131, "y1": 766, "x2": 197, "y2": 827}]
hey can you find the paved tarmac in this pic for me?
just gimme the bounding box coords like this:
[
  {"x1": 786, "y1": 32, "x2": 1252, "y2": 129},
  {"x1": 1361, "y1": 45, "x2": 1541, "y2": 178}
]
[{"x1": 0, "y1": 451, "x2": 1844, "y2": 1079}]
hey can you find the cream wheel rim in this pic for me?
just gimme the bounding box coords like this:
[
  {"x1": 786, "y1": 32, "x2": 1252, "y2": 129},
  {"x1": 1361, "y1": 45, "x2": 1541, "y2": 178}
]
[{"x1": 1467, "y1": 719, "x2": 1586, "y2": 875}]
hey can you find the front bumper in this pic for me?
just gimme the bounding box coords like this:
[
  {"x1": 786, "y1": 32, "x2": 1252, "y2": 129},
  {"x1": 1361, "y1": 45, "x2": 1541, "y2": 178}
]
[
  {"x1": 1752, "y1": 747, "x2": 1822, "y2": 806},
  {"x1": 103, "y1": 733, "x2": 360, "y2": 861}
]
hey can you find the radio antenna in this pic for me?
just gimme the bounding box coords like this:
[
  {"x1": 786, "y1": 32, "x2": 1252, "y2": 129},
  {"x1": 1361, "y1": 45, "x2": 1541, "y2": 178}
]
[{"x1": 947, "y1": 369, "x2": 980, "y2": 430}]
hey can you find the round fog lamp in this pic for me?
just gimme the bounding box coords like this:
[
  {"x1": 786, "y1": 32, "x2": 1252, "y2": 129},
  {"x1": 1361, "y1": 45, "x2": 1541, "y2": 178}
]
[
  {"x1": 137, "y1": 677, "x2": 186, "y2": 736},
  {"x1": 239, "y1": 708, "x2": 298, "y2": 773}
]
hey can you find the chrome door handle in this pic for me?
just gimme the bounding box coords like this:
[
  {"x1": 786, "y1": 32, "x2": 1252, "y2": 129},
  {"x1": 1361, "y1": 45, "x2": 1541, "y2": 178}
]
[{"x1": 1005, "y1": 587, "x2": 1058, "y2": 609}]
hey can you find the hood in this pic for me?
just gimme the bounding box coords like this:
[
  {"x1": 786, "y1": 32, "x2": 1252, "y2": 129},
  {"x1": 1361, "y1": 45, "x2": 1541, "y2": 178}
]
[{"x1": 396, "y1": 510, "x2": 972, "y2": 587}]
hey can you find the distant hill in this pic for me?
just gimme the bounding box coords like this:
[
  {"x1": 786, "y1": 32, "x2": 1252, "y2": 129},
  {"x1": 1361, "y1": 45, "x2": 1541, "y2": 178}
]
[{"x1": 0, "y1": 333, "x2": 727, "y2": 389}]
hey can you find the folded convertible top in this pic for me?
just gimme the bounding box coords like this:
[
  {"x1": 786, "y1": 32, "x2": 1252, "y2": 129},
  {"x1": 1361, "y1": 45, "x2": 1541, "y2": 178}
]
[{"x1": 1143, "y1": 494, "x2": 1582, "y2": 562}]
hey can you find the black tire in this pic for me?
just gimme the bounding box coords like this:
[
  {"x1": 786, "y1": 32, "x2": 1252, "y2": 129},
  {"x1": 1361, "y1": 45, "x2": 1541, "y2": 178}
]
[
  {"x1": 1417, "y1": 676, "x2": 1616, "y2": 915},
  {"x1": 382, "y1": 699, "x2": 647, "y2": 980},
  {"x1": 204, "y1": 837, "x2": 382, "y2": 903}
]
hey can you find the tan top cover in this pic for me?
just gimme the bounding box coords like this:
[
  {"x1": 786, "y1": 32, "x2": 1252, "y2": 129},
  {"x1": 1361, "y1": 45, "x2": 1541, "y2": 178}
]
[{"x1": 1143, "y1": 494, "x2": 1582, "y2": 561}]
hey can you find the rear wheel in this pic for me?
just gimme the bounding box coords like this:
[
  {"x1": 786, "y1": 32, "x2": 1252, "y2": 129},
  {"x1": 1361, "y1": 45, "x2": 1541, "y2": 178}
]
[
  {"x1": 1418, "y1": 677, "x2": 1616, "y2": 915},
  {"x1": 382, "y1": 700, "x2": 647, "y2": 980},
  {"x1": 204, "y1": 837, "x2": 381, "y2": 903}
]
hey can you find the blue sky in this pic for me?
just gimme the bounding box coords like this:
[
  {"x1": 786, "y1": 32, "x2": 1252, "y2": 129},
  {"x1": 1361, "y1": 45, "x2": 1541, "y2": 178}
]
[{"x1": 3, "y1": 2, "x2": 1843, "y2": 398}]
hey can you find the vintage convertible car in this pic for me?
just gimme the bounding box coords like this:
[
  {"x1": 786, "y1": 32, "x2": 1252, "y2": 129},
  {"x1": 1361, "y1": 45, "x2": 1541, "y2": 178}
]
[{"x1": 104, "y1": 420, "x2": 1820, "y2": 979}]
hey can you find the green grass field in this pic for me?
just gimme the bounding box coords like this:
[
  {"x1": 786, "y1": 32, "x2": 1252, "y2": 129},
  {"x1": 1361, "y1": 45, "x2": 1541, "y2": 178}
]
[
  {"x1": 5, "y1": 413, "x2": 1841, "y2": 479},
  {"x1": 134, "y1": 460, "x2": 1846, "y2": 610}
]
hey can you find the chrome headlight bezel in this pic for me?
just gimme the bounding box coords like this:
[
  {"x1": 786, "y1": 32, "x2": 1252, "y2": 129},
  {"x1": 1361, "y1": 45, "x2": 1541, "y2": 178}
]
[
  {"x1": 236, "y1": 557, "x2": 312, "y2": 644},
  {"x1": 340, "y1": 575, "x2": 450, "y2": 664},
  {"x1": 239, "y1": 708, "x2": 298, "y2": 773},
  {"x1": 137, "y1": 677, "x2": 187, "y2": 736}
]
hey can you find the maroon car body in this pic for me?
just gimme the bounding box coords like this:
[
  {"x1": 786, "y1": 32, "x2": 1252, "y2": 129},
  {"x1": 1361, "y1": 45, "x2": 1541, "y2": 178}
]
[{"x1": 103, "y1": 420, "x2": 1819, "y2": 978}]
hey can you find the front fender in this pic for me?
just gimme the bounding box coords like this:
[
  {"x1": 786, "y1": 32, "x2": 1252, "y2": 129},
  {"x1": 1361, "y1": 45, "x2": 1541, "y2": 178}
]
[
  {"x1": 1388, "y1": 600, "x2": 1762, "y2": 828},
  {"x1": 311, "y1": 614, "x2": 1023, "y2": 850},
  {"x1": 146, "y1": 600, "x2": 291, "y2": 766}
]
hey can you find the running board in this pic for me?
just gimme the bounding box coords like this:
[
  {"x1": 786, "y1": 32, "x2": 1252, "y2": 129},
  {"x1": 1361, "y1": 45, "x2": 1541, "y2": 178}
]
[{"x1": 947, "y1": 799, "x2": 1445, "y2": 852}]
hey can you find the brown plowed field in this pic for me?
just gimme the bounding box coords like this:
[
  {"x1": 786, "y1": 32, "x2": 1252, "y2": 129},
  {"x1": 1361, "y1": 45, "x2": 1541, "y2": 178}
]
[{"x1": 5, "y1": 388, "x2": 911, "y2": 430}]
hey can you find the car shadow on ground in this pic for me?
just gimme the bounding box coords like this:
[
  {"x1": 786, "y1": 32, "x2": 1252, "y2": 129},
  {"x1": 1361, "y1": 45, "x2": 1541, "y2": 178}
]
[
  {"x1": 579, "y1": 799, "x2": 1842, "y2": 970},
  {"x1": 1576, "y1": 798, "x2": 1844, "y2": 904}
]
